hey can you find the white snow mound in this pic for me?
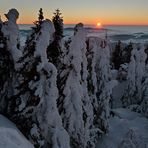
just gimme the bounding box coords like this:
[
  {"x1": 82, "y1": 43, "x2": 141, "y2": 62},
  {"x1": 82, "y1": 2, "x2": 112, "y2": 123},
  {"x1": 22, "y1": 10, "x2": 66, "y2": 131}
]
[{"x1": 0, "y1": 114, "x2": 34, "y2": 148}]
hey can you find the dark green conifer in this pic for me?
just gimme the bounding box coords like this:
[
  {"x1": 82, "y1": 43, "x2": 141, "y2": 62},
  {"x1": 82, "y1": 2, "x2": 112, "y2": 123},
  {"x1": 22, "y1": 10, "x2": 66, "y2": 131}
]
[
  {"x1": 47, "y1": 9, "x2": 64, "y2": 65},
  {"x1": 112, "y1": 40, "x2": 122, "y2": 69},
  {"x1": 33, "y1": 8, "x2": 44, "y2": 32}
]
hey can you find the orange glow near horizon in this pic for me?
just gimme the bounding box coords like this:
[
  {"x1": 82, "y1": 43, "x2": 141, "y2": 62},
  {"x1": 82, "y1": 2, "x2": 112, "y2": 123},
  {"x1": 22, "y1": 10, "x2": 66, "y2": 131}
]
[
  {"x1": 14, "y1": 9, "x2": 148, "y2": 26},
  {"x1": 7, "y1": 9, "x2": 145, "y2": 26},
  {"x1": 15, "y1": 17, "x2": 148, "y2": 26},
  {"x1": 16, "y1": 16, "x2": 148, "y2": 26},
  {"x1": 1, "y1": 0, "x2": 148, "y2": 26}
]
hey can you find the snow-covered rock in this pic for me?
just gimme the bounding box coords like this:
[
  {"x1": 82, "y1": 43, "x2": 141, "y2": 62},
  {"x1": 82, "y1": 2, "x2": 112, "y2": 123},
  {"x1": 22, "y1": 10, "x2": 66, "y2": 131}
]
[{"x1": 0, "y1": 114, "x2": 34, "y2": 148}]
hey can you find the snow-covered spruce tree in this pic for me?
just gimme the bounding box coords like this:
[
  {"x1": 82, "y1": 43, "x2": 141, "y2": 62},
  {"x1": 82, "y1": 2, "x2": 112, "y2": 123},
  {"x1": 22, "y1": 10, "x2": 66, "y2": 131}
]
[
  {"x1": 86, "y1": 36, "x2": 118, "y2": 140},
  {"x1": 58, "y1": 23, "x2": 95, "y2": 148},
  {"x1": 1, "y1": 10, "x2": 22, "y2": 112},
  {"x1": 0, "y1": 9, "x2": 22, "y2": 114},
  {"x1": 47, "y1": 9, "x2": 63, "y2": 66},
  {"x1": 95, "y1": 39, "x2": 117, "y2": 133},
  {"x1": 86, "y1": 37, "x2": 102, "y2": 136},
  {"x1": 2, "y1": 9, "x2": 22, "y2": 70},
  {"x1": 76, "y1": 24, "x2": 95, "y2": 148},
  {"x1": 8, "y1": 11, "x2": 70, "y2": 148},
  {"x1": 141, "y1": 75, "x2": 148, "y2": 118},
  {"x1": 0, "y1": 20, "x2": 14, "y2": 114},
  {"x1": 122, "y1": 44, "x2": 146, "y2": 107}
]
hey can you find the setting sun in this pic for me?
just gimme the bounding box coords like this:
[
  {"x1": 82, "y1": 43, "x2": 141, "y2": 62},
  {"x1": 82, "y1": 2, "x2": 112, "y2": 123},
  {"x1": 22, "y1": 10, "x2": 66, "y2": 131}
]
[{"x1": 97, "y1": 22, "x2": 101, "y2": 27}]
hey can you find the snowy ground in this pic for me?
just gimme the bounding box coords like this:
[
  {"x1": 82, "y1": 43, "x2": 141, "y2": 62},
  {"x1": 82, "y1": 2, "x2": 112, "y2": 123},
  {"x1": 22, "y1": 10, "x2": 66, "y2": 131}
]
[
  {"x1": 112, "y1": 81, "x2": 127, "y2": 108},
  {"x1": 97, "y1": 80, "x2": 148, "y2": 148},
  {"x1": 96, "y1": 108, "x2": 148, "y2": 148},
  {"x1": 0, "y1": 115, "x2": 34, "y2": 148}
]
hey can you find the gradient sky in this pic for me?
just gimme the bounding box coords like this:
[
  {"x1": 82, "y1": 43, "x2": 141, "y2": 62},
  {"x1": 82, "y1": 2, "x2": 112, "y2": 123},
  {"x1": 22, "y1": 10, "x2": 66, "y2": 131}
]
[{"x1": 0, "y1": 0, "x2": 148, "y2": 25}]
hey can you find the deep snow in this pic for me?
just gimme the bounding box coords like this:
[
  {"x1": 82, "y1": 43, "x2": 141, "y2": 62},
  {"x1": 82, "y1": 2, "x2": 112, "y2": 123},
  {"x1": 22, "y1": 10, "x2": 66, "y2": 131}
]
[
  {"x1": 0, "y1": 115, "x2": 34, "y2": 148},
  {"x1": 96, "y1": 108, "x2": 148, "y2": 148}
]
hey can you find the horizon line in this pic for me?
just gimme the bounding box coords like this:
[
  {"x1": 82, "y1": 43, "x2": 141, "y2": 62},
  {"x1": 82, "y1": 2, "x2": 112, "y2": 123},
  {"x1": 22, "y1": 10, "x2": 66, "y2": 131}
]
[{"x1": 18, "y1": 23, "x2": 148, "y2": 26}]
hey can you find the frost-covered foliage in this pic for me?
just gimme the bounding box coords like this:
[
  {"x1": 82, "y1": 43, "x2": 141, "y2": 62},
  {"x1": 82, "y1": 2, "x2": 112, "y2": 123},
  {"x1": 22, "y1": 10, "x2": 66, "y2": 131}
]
[
  {"x1": 8, "y1": 18, "x2": 70, "y2": 148},
  {"x1": 118, "y1": 63, "x2": 128, "y2": 81},
  {"x1": 79, "y1": 26, "x2": 95, "y2": 147},
  {"x1": 141, "y1": 75, "x2": 148, "y2": 118},
  {"x1": 122, "y1": 44, "x2": 146, "y2": 107},
  {"x1": 96, "y1": 39, "x2": 117, "y2": 133},
  {"x1": 58, "y1": 24, "x2": 96, "y2": 148},
  {"x1": 86, "y1": 37, "x2": 102, "y2": 135},
  {"x1": 0, "y1": 9, "x2": 21, "y2": 115},
  {"x1": 86, "y1": 37, "x2": 118, "y2": 139},
  {"x1": 1, "y1": 9, "x2": 22, "y2": 70},
  {"x1": 0, "y1": 8, "x2": 115, "y2": 148},
  {"x1": 2, "y1": 8, "x2": 148, "y2": 148},
  {"x1": 0, "y1": 20, "x2": 14, "y2": 114},
  {"x1": 87, "y1": 36, "x2": 118, "y2": 142}
]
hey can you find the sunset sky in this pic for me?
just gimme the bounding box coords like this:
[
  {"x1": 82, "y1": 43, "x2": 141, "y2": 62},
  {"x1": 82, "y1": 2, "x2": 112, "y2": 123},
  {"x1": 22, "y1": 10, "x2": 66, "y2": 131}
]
[{"x1": 0, "y1": 0, "x2": 148, "y2": 25}]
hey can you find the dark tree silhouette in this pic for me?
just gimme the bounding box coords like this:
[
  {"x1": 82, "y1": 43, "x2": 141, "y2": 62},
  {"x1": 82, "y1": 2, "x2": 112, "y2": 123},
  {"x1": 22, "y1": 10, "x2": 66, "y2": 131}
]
[
  {"x1": 38, "y1": 8, "x2": 44, "y2": 23},
  {"x1": 52, "y1": 9, "x2": 64, "y2": 40},
  {"x1": 112, "y1": 40, "x2": 122, "y2": 69},
  {"x1": 47, "y1": 9, "x2": 64, "y2": 66},
  {"x1": 33, "y1": 8, "x2": 44, "y2": 32},
  {"x1": 122, "y1": 42, "x2": 133, "y2": 64}
]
